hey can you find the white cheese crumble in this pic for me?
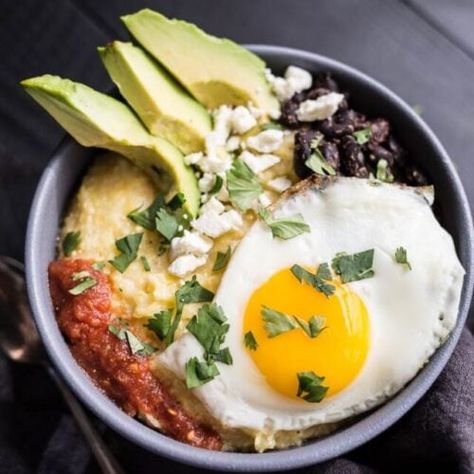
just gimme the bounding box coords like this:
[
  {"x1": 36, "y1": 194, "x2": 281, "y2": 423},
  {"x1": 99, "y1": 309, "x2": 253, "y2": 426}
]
[
  {"x1": 265, "y1": 65, "x2": 313, "y2": 102},
  {"x1": 226, "y1": 136, "x2": 241, "y2": 152},
  {"x1": 246, "y1": 129, "x2": 284, "y2": 153},
  {"x1": 170, "y1": 231, "x2": 212, "y2": 260},
  {"x1": 240, "y1": 150, "x2": 280, "y2": 174},
  {"x1": 200, "y1": 196, "x2": 225, "y2": 215},
  {"x1": 258, "y1": 192, "x2": 273, "y2": 208},
  {"x1": 198, "y1": 173, "x2": 216, "y2": 192},
  {"x1": 230, "y1": 106, "x2": 257, "y2": 134},
  {"x1": 192, "y1": 209, "x2": 243, "y2": 238},
  {"x1": 184, "y1": 152, "x2": 203, "y2": 165},
  {"x1": 168, "y1": 254, "x2": 207, "y2": 277},
  {"x1": 296, "y1": 92, "x2": 345, "y2": 122},
  {"x1": 267, "y1": 177, "x2": 292, "y2": 193}
]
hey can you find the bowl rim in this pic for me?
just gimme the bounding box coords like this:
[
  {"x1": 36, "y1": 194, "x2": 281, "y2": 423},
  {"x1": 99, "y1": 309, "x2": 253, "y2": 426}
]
[{"x1": 25, "y1": 44, "x2": 474, "y2": 472}]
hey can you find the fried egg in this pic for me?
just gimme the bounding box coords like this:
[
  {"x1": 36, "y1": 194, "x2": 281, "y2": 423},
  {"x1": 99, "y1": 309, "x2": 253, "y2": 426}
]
[{"x1": 156, "y1": 177, "x2": 464, "y2": 445}]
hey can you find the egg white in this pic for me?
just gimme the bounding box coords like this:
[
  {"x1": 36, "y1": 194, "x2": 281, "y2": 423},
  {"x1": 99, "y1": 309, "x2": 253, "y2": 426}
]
[{"x1": 156, "y1": 178, "x2": 464, "y2": 434}]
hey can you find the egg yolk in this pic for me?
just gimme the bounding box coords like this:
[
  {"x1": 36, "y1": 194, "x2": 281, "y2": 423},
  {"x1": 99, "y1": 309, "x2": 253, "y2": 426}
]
[{"x1": 243, "y1": 267, "x2": 370, "y2": 401}]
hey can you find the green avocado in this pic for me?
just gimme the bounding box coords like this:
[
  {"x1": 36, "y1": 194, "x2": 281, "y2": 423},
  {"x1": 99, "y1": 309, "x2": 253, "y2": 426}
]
[
  {"x1": 21, "y1": 75, "x2": 200, "y2": 217},
  {"x1": 122, "y1": 9, "x2": 279, "y2": 117},
  {"x1": 98, "y1": 41, "x2": 211, "y2": 155}
]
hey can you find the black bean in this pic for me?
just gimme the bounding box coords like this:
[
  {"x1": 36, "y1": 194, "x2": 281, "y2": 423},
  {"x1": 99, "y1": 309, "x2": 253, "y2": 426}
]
[
  {"x1": 320, "y1": 141, "x2": 340, "y2": 171},
  {"x1": 340, "y1": 136, "x2": 370, "y2": 178},
  {"x1": 294, "y1": 130, "x2": 317, "y2": 178},
  {"x1": 369, "y1": 118, "x2": 390, "y2": 143}
]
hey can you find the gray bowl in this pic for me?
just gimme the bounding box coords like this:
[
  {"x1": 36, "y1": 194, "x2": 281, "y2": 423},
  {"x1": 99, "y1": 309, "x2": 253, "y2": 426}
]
[{"x1": 25, "y1": 45, "x2": 474, "y2": 472}]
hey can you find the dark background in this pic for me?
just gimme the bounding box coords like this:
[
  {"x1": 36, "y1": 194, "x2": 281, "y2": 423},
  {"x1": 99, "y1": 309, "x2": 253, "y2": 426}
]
[{"x1": 0, "y1": 1, "x2": 473, "y2": 473}]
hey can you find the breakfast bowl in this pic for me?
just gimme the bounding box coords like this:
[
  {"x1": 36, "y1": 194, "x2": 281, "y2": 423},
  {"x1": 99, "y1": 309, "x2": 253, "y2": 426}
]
[{"x1": 25, "y1": 44, "x2": 473, "y2": 472}]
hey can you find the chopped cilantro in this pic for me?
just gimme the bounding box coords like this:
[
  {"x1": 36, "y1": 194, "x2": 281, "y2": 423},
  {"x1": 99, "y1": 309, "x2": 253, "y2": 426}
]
[
  {"x1": 297, "y1": 371, "x2": 329, "y2": 403},
  {"x1": 305, "y1": 148, "x2": 336, "y2": 176},
  {"x1": 128, "y1": 194, "x2": 165, "y2": 230},
  {"x1": 108, "y1": 325, "x2": 156, "y2": 356},
  {"x1": 185, "y1": 357, "x2": 220, "y2": 389},
  {"x1": 187, "y1": 304, "x2": 232, "y2": 364},
  {"x1": 394, "y1": 247, "x2": 412, "y2": 270},
  {"x1": 261, "y1": 306, "x2": 326, "y2": 339},
  {"x1": 353, "y1": 127, "x2": 372, "y2": 145},
  {"x1": 209, "y1": 175, "x2": 224, "y2": 195},
  {"x1": 226, "y1": 159, "x2": 263, "y2": 211},
  {"x1": 261, "y1": 122, "x2": 283, "y2": 131},
  {"x1": 244, "y1": 331, "x2": 258, "y2": 351},
  {"x1": 62, "y1": 231, "x2": 81, "y2": 256},
  {"x1": 212, "y1": 246, "x2": 232, "y2": 272},
  {"x1": 290, "y1": 263, "x2": 335, "y2": 297},
  {"x1": 92, "y1": 261, "x2": 105, "y2": 271},
  {"x1": 140, "y1": 256, "x2": 151, "y2": 272},
  {"x1": 146, "y1": 310, "x2": 172, "y2": 340},
  {"x1": 376, "y1": 159, "x2": 394, "y2": 183},
  {"x1": 164, "y1": 276, "x2": 214, "y2": 345},
  {"x1": 68, "y1": 271, "x2": 97, "y2": 295},
  {"x1": 109, "y1": 233, "x2": 143, "y2": 273},
  {"x1": 257, "y1": 207, "x2": 310, "y2": 240},
  {"x1": 331, "y1": 249, "x2": 375, "y2": 283},
  {"x1": 155, "y1": 208, "x2": 179, "y2": 242},
  {"x1": 167, "y1": 192, "x2": 186, "y2": 211}
]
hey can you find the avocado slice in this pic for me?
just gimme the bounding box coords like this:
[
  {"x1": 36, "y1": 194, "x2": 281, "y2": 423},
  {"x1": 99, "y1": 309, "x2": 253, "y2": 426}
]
[
  {"x1": 122, "y1": 9, "x2": 279, "y2": 117},
  {"x1": 98, "y1": 41, "x2": 212, "y2": 155},
  {"x1": 21, "y1": 75, "x2": 200, "y2": 217}
]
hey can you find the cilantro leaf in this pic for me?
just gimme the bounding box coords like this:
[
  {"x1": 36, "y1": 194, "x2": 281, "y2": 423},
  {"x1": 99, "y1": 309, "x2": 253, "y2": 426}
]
[
  {"x1": 92, "y1": 261, "x2": 105, "y2": 271},
  {"x1": 212, "y1": 246, "x2": 232, "y2": 272},
  {"x1": 167, "y1": 192, "x2": 186, "y2": 211},
  {"x1": 108, "y1": 325, "x2": 156, "y2": 356},
  {"x1": 261, "y1": 122, "x2": 283, "y2": 131},
  {"x1": 109, "y1": 233, "x2": 143, "y2": 273},
  {"x1": 185, "y1": 357, "x2": 220, "y2": 389},
  {"x1": 209, "y1": 175, "x2": 224, "y2": 195},
  {"x1": 140, "y1": 256, "x2": 151, "y2": 272},
  {"x1": 290, "y1": 264, "x2": 335, "y2": 297},
  {"x1": 244, "y1": 331, "x2": 258, "y2": 351},
  {"x1": 226, "y1": 159, "x2": 263, "y2": 211},
  {"x1": 353, "y1": 127, "x2": 372, "y2": 145},
  {"x1": 258, "y1": 207, "x2": 310, "y2": 240},
  {"x1": 296, "y1": 371, "x2": 329, "y2": 403},
  {"x1": 262, "y1": 306, "x2": 298, "y2": 337},
  {"x1": 376, "y1": 159, "x2": 394, "y2": 183},
  {"x1": 62, "y1": 231, "x2": 81, "y2": 256},
  {"x1": 68, "y1": 275, "x2": 97, "y2": 295},
  {"x1": 331, "y1": 249, "x2": 375, "y2": 283},
  {"x1": 187, "y1": 304, "x2": 231, "y2": 364},
  {"x1": 261, "y1": 306, "x2": 326, "y2": 339},
  {"x1": 146, "y1": 310, "x2": 172, "y2": 340},
  {"x1": 164, "y1": 276, "x2": 214, "y2": 345},
  {"x1": 305, "y1": 148, "x2": 335, "y2": 176},
  {"x1": 128, "y1": 194, "x2": 165, "y2": 230},
  {"x1": 394, "y1": 247, "x2": 412, "y2": 270},
  {"x1": 155, "y1": 208, "x2": 179, "y2": 242}
]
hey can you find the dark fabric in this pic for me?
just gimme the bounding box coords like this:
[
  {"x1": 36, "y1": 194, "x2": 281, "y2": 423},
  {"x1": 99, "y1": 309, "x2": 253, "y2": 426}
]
[
  {"x1": 0, "y1": 330, "x2": 472, "y2": 474},
  {"x1": 1, "y1": 0, "x2": 474, "y2": 473}
]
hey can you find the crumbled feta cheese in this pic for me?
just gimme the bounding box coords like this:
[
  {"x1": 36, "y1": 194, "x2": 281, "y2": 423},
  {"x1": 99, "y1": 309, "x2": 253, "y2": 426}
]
[
  {"x1": 285, "y1": 66, "x2": 312, "y2": 92},
  {"x1": 247, "y1": 102, "x2": 263, "y2": 119},
  {"x1": 240, "y1": 150, "x2": 280, "y2": 174},
  {"x1": 198, "y1": 149, "x2": 233, "y2": 174},
  {"x1": 247, "y1": 129, "x2": 284, "y2": 153},
  {"x1": 168, "y1": 254, "x2": 207, "y2": 277},
  {"x1": 198, "y1": 173, "x2": 215, "y2": 192},
  {"x1": 258, "y1": 192, "x2": 273, "y2": 208},
  {"x1": 267, "y1": 177, "x2": 292, "y2": 193},
  {"x1": 216, "y1": 183, "x2": 230, "y2": 202},
  {"x1": 230, "y1": 106, "x2": 257, "y2": 135},
  {"x1": 170, "y1": 230, "x2": 213, "y2": 260},
  {"x1": 212, "y1": 105, "x2": 233, "y2": 145},
  {"x1": 192, "y1": 209, "x2": 242, "y2": 238},
  {"x1": 226, "y1": 136, "x2": 241, "y2": 152},
  {"x1": 296, "y1": 92, "x2": 345, "y2": 122},
  {"x1": 265, "y1": 65, "x2": 313, "y2": 102},
  {"x1": 184, "y1": 152, "x2": 203, "y2": 166},
  {"x1": 200, "y1": 196, "x2": 225, "y2": 215}
]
